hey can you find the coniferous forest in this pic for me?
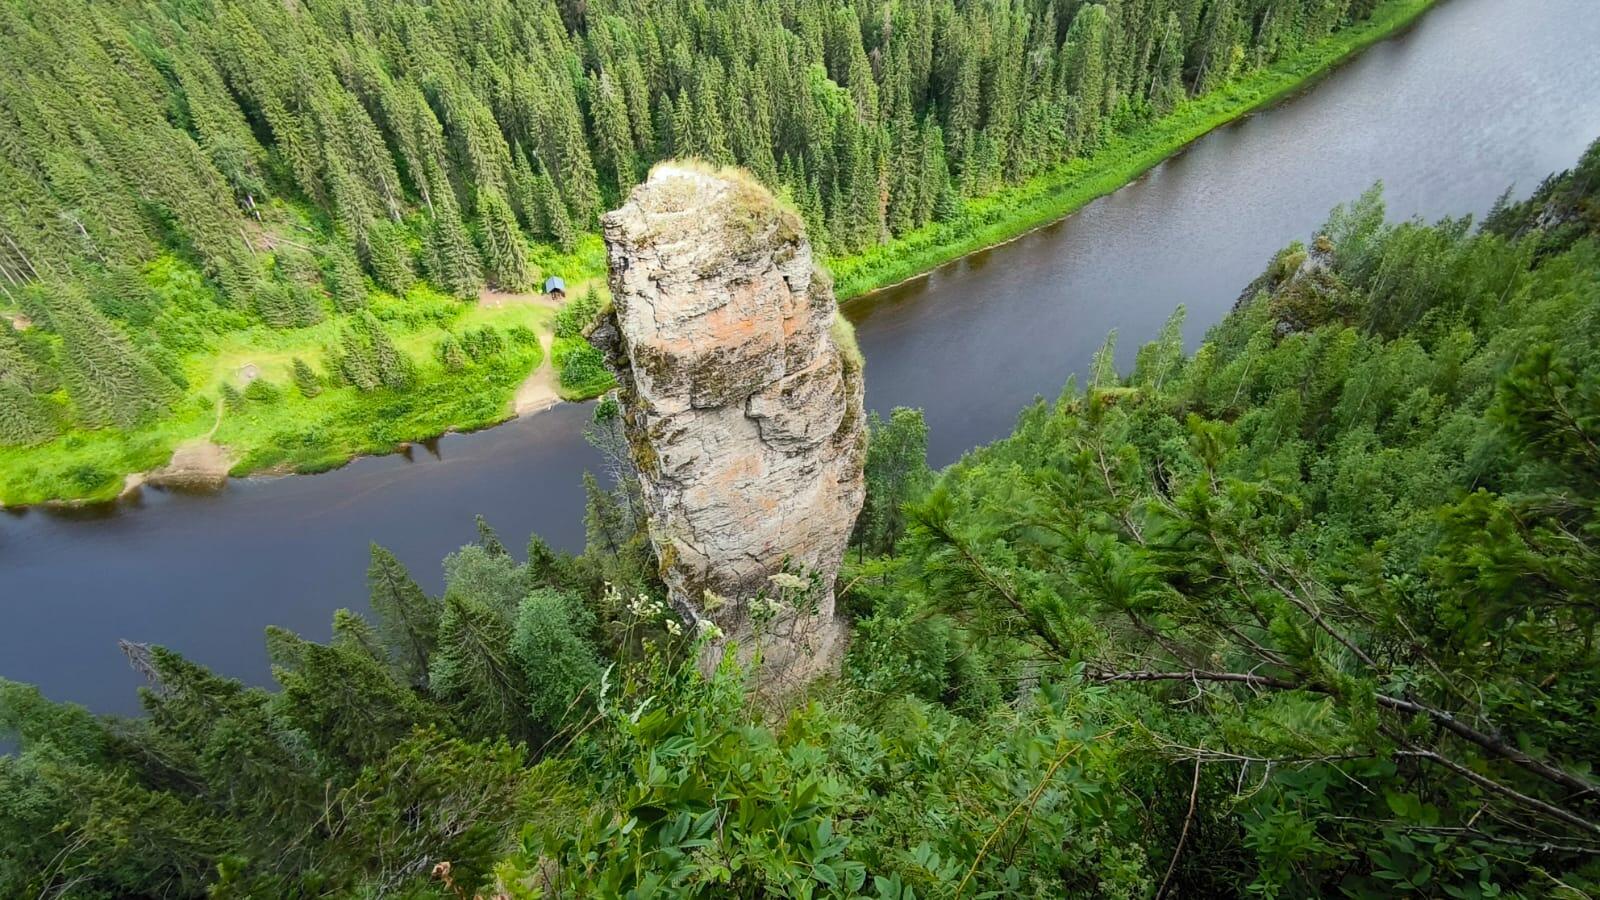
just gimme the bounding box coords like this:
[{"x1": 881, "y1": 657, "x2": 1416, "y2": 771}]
[
  {"x1": 4, "y1": 132, "x2": 1598, "y2": 896},
  {"x1": 0, "y1": 0, "x2": 1425, "y2": 504}
]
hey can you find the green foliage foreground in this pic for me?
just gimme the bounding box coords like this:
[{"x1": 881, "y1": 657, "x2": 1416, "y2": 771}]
[{"x1": 5, "y1": 142, "x2": 1600, "y2": 897}]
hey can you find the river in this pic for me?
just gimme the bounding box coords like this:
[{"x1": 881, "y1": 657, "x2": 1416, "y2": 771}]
[{"x1": 3, "y1": 0, "x2": 1598, "y2": 715}]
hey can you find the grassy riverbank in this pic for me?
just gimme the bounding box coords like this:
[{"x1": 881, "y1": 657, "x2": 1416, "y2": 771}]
[
  {"x1": 828, "y1": 0, "x2": 1439, "y2": 301},
  {"x1": 0, "y1": 241, "x2": 609, "y2": 507},
  {"x1": 1, "y1": 0, "x2": 1435, "y2": 507}
]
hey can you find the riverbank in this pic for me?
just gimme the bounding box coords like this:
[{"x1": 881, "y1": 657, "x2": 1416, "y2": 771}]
[
  {"x1": 827, "y1": 0, "x2": 1440, "y2": 302},
  {"x1": 0, "y1": 273, "x2": 609, "y2": 509},
  {"x1": 0, "y1": 0, "x2": 1435, "y2": 509}
]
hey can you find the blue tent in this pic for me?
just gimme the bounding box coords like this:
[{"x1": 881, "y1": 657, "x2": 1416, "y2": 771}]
[{"x1": 544, "y1": 275, "x2": 566, "y2": 294}]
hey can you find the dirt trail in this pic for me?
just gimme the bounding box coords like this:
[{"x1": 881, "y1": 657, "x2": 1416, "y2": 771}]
[
  {"x1": 479, "y1": 288, "x2": 564, "y2": 310},
  {"x1": 146, "y1": 400, "x2": 234, "y2": 490},
  {"x1": 513, "y1": 330, "x2": 561, "y2": 416},
  {"x1": 481, "y1": 287, "x2": 567, "y2": 417}
]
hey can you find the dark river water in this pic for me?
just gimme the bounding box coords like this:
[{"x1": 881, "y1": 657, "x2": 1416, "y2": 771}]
[{"x1": 4, "y1": 0, "x2": 1599, "y2": 715}]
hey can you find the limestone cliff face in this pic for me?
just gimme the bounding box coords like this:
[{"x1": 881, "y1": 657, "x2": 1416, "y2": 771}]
[{"x1": 593, "y1": 164, "x2": 866, "y2": 688}]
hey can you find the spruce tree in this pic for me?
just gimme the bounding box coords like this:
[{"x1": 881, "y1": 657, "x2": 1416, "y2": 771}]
[
  {"x1": 582, "y1": 471, "x2": 627, "y2": 559},
  {"x1": 322, "y1": 239, "x2": 367, "y2": 313},
  {"x1": 510, "y1": 588, "x2": 602, "y2": 730},
  {"x1": 360, "y1": 312, "x2": 413, "y2": 390},
  {"x1": 329, "y1": 608, "x2": 387, "y2": 664},
  {"x1": 475, "y1": 514, "x2": 509, "y2": 557},
  {"x1": 335, "y1": 325, "x2": 380, "y2": 392},
  {"x1": 425, "y1": 178, "x2": 483, "y2": 299},
  {"x1": 525, "y1": 533, "x2": 569, "y2": 589},
  {"x1": 365, "y1": 220, "x2": 414, "y2": 295},
  {"x1": 268, "y1": 628, "x2": 432, "y2": 768},
  {"x1": 290, "y1": 357, "x2": 321, "y2": 398},
  {"x1": 591, "y1": 70, "x2": 638, "y2": 199},
  {"x1": 476, "y1": 188, "x2": 532, "y2": 291},
  {"x1": 429, "y1": 593, "x2": 525, "y2": 740},
  {"x1": 44, "y1": 285, "x2": 177, "y2": 429},
  {"x1": 366, "y1": 543, "x2": 441, "y2": 687},
  {"x1": 532, "y1": 163, "x2": 578, "y2": 254},
  {"x1": 0, "y1": 380, "x2": 58, "y2": 445},
  {"x1": 221, "y1": 381, "x2": 244, "y2": 410},
  {"x1": 0, "y1": 324, "x2": 53, "y2": 393},
  {"x1": 438, "y1": 335, "x2": 469, "y2": 372},
  {"x1": 253, "y1": 280, "x2": 300, "y2": 329}
]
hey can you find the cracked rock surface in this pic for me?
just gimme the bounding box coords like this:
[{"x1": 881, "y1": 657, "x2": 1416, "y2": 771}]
[{"x1": 593, "y1": 164, "x2": 866, "y2": 689}]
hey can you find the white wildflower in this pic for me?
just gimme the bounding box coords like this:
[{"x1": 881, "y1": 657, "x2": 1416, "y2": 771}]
[
  {"x1": 767, "y1": 572, "x2": 809, "y2": 592},
  {"x1": 701, "y1": 588, "x2": 729, "y2": 613}
]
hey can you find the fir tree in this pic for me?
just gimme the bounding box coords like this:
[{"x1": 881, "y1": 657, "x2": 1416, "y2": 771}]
[
  {"x1": 0, "y1": 380, "x2": 58, "y2": 445},
  {"x1": 475, "y1": 514, "x2": 509, "y2": 558},
  {"x1": 365, "y1": 220, "x2": 414, "y2": 295},
  {"x1": 438, "y1": 335, "x2": 469, "y2": 372},
  {"x1": 476, "y1": 188, "x2": 532, "y2": 291},
  {"x1": 322, "y1": 239, "x2": 367, "y2": 313},
  {"x1": 366, "y1": 543, "x2": 440, "y2": 687},
  {"x1": 360, "y1": 311, "x2": 413, "y2": 390},
  {"x1": 43, "y1": 285, "x2": 178, "y2": 429},
  {"x1": 425, "y1": 180, "x2": 483, "y2": 299},
  {"x1": 290, "y1": 357, "x2": 321, "y2": 398},
  {"x1": 335, "y1": 325, "x2": 380, "y2": 392},
  {"x1": 429, "y1": 593, "x2": 525, "y2": 740}
]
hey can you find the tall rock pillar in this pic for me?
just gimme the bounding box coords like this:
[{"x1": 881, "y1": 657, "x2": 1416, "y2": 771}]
[{"x1": 592, "y1": 163, "x2": 866, "y2": 689}]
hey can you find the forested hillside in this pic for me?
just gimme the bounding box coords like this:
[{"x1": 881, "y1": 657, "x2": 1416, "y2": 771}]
[
  {"x1": 0, "y1": 0, "x2": 1420, "y2": 504},
  {"x1": 5, "y1": 139, "x2": 1597, "y2": 897}
]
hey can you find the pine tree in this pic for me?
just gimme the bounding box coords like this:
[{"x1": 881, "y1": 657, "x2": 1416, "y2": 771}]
[
  {"x1": 268, "y1": 628, "x2": 432, "y2": 768},
  {"x1": 0, "y1": 379, "x2": 58, "y2": 445},
  {"x1": 322, "y1": 239, "x2": 367, "y2": 313},
  {"x1": 336, "y1": 325, "x2": 380, "y2": 392},
  {"x1": 438, "y1": 335, "x2": 469, "y2": 372},
  {"x1": 429, "y1": 593, "x2": 525, "y2": 740},
  {"x1": 361, "y1": 311, "x2": 413, "y2": 390},
  {"x1": 475, "y1": 514, "x2": 508, "y2": 557},
  {"x1": 476, "y1": 188, "x2": 532, "y2": 291},
  {"x1": 425, "y1": 178, "x2": 483, "y2": 299},
  {"x1": 365, "y1": 220, "x2": 414, "y2": 295},
  {"x1": 367, "y1": 543, "x2": 440, "y2": 687},
  {"x1": 44, "y1": 285, "x2": 178, "y2": 429},
  {"x1": 591, "y1": 70, "x2": 637, "y2": 199},
  {"x1": 290, "y1": 357, "x2": 321, "y2": 398}
]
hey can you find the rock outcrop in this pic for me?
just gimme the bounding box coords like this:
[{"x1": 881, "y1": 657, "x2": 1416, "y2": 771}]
[{"x1": 593, "y1": 163, "x2": 866, "y2": 690}]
